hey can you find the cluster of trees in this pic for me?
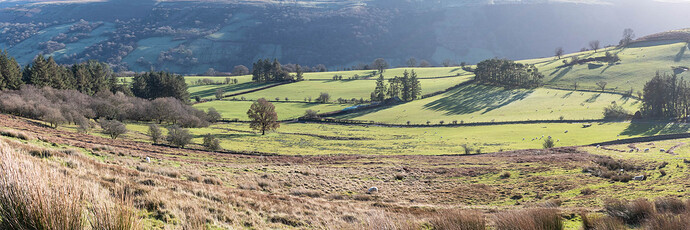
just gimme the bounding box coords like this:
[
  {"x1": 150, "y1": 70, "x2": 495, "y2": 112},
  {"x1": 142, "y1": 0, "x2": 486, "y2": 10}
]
[
  {"x1": 0, "y1": 50, "x2": 23, "y2": 91},
  {"x1": 131, "y1": 71, "x2": 189, "y2": 101},
  {"x1": 1, "y1": 51, "x2": 189, "y2": 102},
  {"x1": 0, "y1": 52, "x2": 124, "y2": 94},
  {"x1": 640, "y1": 72, "x2": 690, "y2": 119},
  {"x1": 474, "y1": 59, "x2": 543, "y2": 88},
  {"x1": 251, "y1": 59, "x2": 304, "y2": 83},
  {"x1": 0, "y1": 86, "x2": 217, "y2": 129},
  {"x1": 371, "y1": 70, "x2": 421, "y2": 102}
]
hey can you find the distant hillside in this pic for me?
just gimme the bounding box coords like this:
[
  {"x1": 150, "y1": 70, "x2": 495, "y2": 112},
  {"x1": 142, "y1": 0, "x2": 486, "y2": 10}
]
[
  {"x1": 1, "y1": 0, "x2": 690, "y2": 74},
  {"x1": 635, "y1": 28, "x2": 690, "y2": 43}
]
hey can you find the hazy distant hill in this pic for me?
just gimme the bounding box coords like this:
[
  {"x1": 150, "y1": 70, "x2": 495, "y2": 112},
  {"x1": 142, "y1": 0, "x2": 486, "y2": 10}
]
[{"x1": 1, "y1": 0, "x2": 689, "y2": 73}]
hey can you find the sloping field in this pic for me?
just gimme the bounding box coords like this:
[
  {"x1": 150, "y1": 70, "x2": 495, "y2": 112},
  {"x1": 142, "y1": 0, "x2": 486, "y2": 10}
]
[
  {"x1": 528, "y1": 40, "x2": 690, "y2": 92},
  {"x1": 340, "y1": 85, "x2": 639, "y2": 124},
  {"x1": 239, "y1": 75, "x2": 473, "y2": 101},
  {"x1": 302, "y1": 67, "x2": 471, "y2": 80},
  {"x1": 193, "y1": 101, "x2": 349, "y2": 121}
]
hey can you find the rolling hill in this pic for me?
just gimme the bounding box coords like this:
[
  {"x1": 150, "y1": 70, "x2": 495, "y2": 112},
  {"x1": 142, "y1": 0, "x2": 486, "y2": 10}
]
[{"x1": 2, "y1": 0, "x2": 690, "y2": 73}]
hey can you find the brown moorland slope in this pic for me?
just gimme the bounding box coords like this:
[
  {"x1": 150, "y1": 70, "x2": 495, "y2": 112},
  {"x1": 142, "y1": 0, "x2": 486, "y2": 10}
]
[{"x1": 0, "y1": 113, "x2": 686, "y2": 228}]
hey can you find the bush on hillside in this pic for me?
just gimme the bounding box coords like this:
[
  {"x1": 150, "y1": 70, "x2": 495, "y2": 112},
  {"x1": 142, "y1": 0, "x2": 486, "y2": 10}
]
[
  {"x1": 166, "y1": 125, "x2": 192, "y2": 148},
  {"x1": 99, "y1": 119, "x2": 128, "y2": 139}
]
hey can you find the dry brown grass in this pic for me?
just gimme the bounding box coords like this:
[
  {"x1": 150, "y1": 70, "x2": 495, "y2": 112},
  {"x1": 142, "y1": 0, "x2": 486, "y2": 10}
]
[
  {"x1": 581, "y1": 213, "x2": 625, "y2": 230},
  {"x1": 494, "y1": 208, "x2": 563, "y2": 230},
  {"x1": 604, "y1": 198, "x2": 655, "y2": 226},
  {"x1": 0, "y1": 141, "x2": 140, "y2": 229},
  {"x1": 429, "y1": 209, "x2": 486, "y2": 230}
]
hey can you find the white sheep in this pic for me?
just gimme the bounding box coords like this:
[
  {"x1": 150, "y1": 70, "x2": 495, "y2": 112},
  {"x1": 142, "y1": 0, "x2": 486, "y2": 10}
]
[
  {"x1": 368, "y1": 187, "x2": 379, "y2": 193},
  {"x1": 596, "y1": 145, "x2": 601, "y2": 148},
  {"x1": 146, "y1": 157, "x2": 151, "y2": 163}
]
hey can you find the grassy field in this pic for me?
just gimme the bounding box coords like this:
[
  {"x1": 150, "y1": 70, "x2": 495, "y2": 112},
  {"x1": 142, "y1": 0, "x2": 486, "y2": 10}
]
[
  {"x1": 193, "y1": 101, "x2": 349, "y2": 121},
  {"x1": 107, "y1": 121, "x2": 690, "y2": 156},
  {"x1": 237, "y1": 75, "x2": 472, "y2": 102},
  {"x1": 340, "y1": 85, "x2": 639, "y2": 124},
  {"x1": 526, "y1": 40, "x2": 690, "y2": 92},
  {"x1": 188, "y1": 81, "x2": 270, "y2": 99},
  {"x1": 301, "y1": 67, "x2": 471, "y2": 80}
]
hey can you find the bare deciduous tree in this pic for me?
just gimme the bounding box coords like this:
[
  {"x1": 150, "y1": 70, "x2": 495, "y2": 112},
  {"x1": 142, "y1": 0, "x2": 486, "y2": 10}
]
[
  {"x1": 589, "y1": 40, "x2": 600, "y2": 53},
  {"x1": 596, "y1": 81, "x2": 608, "y2": 92},
  {"x1": 555, "y1": 47, "x2": 564, "y2": 59}
]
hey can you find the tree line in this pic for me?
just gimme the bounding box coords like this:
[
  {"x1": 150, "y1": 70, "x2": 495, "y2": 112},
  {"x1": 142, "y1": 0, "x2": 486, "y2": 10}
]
[
  {"x1": 371, "y1": 70, "x2": 421, "y2": 102},
  {"x1": 640, "y1": 72, "x2": 690, "y2": 119},
  {"x1": 474, "y1": 58, "x2": 543, "y2": 88},
  {"x1": 251, "y1": 59, "x2": 304, "y2": 83},
  {"x1": 0, "y1": 50, "x2": 190, "y2": 102}
]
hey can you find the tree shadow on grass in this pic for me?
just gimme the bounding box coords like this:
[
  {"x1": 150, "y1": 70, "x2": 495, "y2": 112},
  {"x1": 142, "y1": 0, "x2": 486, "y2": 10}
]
[
  {"x1": 422, "y1": 84, "x2": 533, "y2": 115},
  {"x1": 620, "y1": 122, "x2": 690, "y2": 136},
  {"x1": 548, "y1": 66, "x2": 573, "y2": 83},
  {"x1": 584, "y1": 93, "x2": 601, "y2": 103},
  {"x1": 675, "y1": 45, "x2": 687, "y2": 62},
  {"x1": 336, "y1": 103, "x2": 401, "y2": 119},
  {"x1": 190, "y1": 82, "x2": 270, "y2": 98}
]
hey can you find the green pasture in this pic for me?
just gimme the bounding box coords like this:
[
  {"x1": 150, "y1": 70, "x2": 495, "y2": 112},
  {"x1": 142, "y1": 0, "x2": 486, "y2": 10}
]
[
  {"x1": 193, "y1": 101, "x2": 349, "y2": 121},
  {"x1": 527, "y1": 40, "x2": 690, "y2": 92},
  {"x1": 340, "y1": 85, "x2": 639, "y2": 124},
  {"x1": 302, "y1": 67, "x2": 471, "y2": 80},
  {"x1": 115, "y1": 121, "x2": 690, "y2": 156},
  {"x1": 237, "y1": 75, "x2": 472, "y2": 102}
]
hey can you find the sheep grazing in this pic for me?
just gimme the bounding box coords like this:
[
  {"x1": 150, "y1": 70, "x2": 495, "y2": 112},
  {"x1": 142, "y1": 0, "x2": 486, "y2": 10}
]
[
  {"x1": 367, "y1": 187, "x2": 379, "y2": 194},
  {"x1": 146, "y1": 157, "x2": 151, "y2": 163},
  {"x1": 628, "y1": 149, "x2": 634, "y2": 153},
  {"x1": 644, "y1": 148, "x2": 650, "y2": 152},
  {"x1": 564, "y1": 130, "x2": 568, "y2": 133}
]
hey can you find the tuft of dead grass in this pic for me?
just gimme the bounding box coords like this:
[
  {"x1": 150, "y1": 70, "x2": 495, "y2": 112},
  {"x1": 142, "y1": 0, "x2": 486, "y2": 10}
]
[
  {"x1": 0, "y1": 141, "x2": 141, "y2": 229},
  {"x1": 429, "y1": 209, "x2": 486, "y2": 230},
  {"x1": 493, "y1": 208, "x2": 563, "y2": 230}
]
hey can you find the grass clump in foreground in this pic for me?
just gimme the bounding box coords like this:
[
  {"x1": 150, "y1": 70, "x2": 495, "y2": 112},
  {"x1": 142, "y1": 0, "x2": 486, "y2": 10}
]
[{"x1": 0, "y1": 141, "x2": 140, "y2": 230}]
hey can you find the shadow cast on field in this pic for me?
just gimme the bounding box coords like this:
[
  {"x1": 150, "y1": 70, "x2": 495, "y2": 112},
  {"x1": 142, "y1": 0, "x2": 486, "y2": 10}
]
[
  {"x1": 620, "y1": 122, "x2": 690, "y2": 136},
  {"x1": 190, "y1": 82, "x2": 270, "y2": 98},
  {"x1": 675, "y1": 45, "x2": 686, "y2": 62},
  {"x1": 584, "y1": 93, "x2": 601, "y2": 103},
  {"x1": 336, "y1": 103, "x2": 401, "y2": 119},
  {"x1": 548, "y1": 66, "x2": 572, "y2": 83},
  {"x1": 423, "y1": 84, "x2": 533, "y2": 115}
]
